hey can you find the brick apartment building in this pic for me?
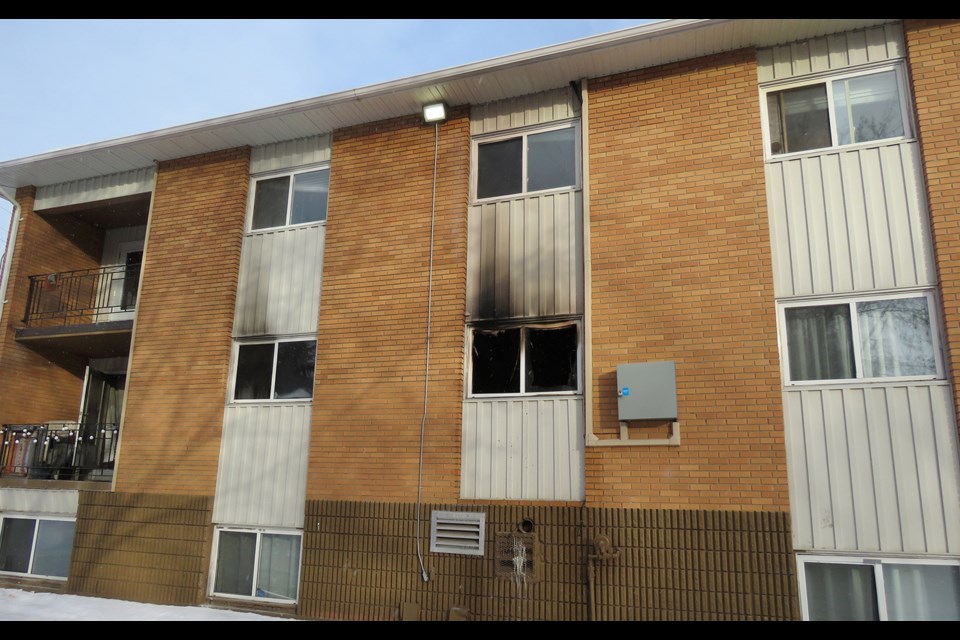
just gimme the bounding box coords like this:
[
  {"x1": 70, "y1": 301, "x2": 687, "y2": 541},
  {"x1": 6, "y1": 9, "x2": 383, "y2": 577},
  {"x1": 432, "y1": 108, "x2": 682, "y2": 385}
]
[{"x1": 0, "y1": 19, "x2": 957, "y2": 620}]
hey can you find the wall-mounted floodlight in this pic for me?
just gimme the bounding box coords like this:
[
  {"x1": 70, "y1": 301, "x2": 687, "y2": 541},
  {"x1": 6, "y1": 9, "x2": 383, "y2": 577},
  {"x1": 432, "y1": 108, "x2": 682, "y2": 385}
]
[{"x1": 422, "y1": 102, "x2": 448, "y2": 124}]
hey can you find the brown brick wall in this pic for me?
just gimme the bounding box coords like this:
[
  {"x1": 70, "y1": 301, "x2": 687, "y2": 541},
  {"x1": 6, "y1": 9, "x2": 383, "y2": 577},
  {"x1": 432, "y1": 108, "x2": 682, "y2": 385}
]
[
  {"x1": 904, "y1": 19, "x2": 960, "y2": 430},
  {"x1": 307, "y1": 111, "x2": 470, "y2": 503},
  {"x1": 299, "y1": 500, "x2": 798, "y2": 621},
  {"x1": 115, "y1": 148, "x2": 249, "y2": 495},
  {"x1": 69, "y1": 491, "x2": 213, "y2": 605},
  {"x1": 0, "y1": 186, "x2": 103, "y2": 425},
  {"x1": 586, "y1": 49, "x2": 789, "y2": 510}
]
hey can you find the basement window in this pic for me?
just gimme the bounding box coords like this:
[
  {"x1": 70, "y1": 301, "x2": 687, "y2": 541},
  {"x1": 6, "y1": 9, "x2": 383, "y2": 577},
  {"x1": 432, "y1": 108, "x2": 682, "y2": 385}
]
[
  {"x1": 0, "y1": 515, "x2": 75, "y2": 579},
  {"x1": 764, "y1": 65, "x2": 909, "y2": 156},
  {"x1": 469, "y1": 322, "x2": 579, "y2": 396},
  {"x1": 233, "y1": 339, "x2": 317, "y2": 401},
  {"x1": 250, "y1": 167, "x2": 330, "y2": 231},
  {"x1": 211, "y1": 527, "x2": 302, "y2": 603},
  {"x1": 474, "y1": 122, "x2": 579, "y2": 200}
]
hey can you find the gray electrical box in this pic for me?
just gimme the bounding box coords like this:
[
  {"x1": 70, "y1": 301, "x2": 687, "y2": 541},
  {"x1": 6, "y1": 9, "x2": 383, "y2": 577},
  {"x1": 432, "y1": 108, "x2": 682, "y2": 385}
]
[{"x1": 616, "y1": 362, "x2": 678, "y2": 421}]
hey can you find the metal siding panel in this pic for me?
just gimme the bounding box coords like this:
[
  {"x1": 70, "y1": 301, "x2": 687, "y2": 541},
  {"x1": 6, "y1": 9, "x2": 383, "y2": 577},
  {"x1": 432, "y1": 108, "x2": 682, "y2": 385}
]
[
  {"x1": 524, "y1": 200, "x2": 540, "y2": 318},
  {"x1": 555, "y1": 194, "x2": 571, "y2": 314},
  {"x1": 791, "y1": 41, "x2": 812, "y2": 77},
  {"x1": 864, "y1": 25, "x2": 890, "y2": 62},
  {"x1": 886, "y1": 386, "x2": 925, "y2": 552},
  {"x1": 765, "y1": 164, "x2": 794, "y2": 298},
  {"x1": 509, "y1": 202, "x2": 525, "y2": 316},
  {"x1": 801, "y1": 391, "x2": 836, "y2": 549},
  {"x1": 880, "y1": 145, "x2": 918, "y2": 287},
  {"x1": 827, "y1": 33, "x2": 850, "y2": 70},
  {"x1": 846, "y1": 29, "x2": 870, "y2": 66},
  {"x1": 465, "y1": 205, "x2": 482, "y2": 317},
  {"x1": 573, "y1": 198, "x2": 584, "y2": 314},
  {"x1": 930, "y1": 386, "x2": 960, "y2": 553},
  {"x1": 523, "y1": 400, "x2": 538, "y2": 500},
  {"x1": 842, "y1": 387, "x2": 880, "y2": 551},
  {"x1": 506, "y1": 400, "x2": 523, "y2": 500},
  {"x1": 784, "y1": 391, "x2": 814, "y2": 549},
  {"x1": 820, "y1": 154, "x2": 854, "y2": 293},
  {"x1": 755, "y1": 47, "x2": 775, "y2": 83},
  {"x1": 469, "y1": 88, "x2": 577, "y2": 134},
  {"x1": 885, "y1": 22, "x2": 905, "y2": 58},
  {"x1": 839, "y1": 151, "x2": 875, "y2": 291},
  {"x1": 771, "y1": 44, "x2": 793, "y2": 80},
  {"x1": 539, "y1": 197, "x2": 556, "y2": 316},
  {"x1": 808, "y1": 36, "x2": 831, "y2": 75},
  {"x1": 783, "y1": 160, "x2": 813, "y2": 295},
  {"x1": 906, "y1": 386, "x2": 947, "y2": 553},
  {"x1": 901, "y1": 144, "x2": 937, "y2": 287},
  {"x1": 35, "y1": 167, "x2": 155, "y2": 210},
  {"x1": 822, "y1": 389, "x2": 857, "y2": 551},
  {"x1": 801, "y1": 157, "x2": 833, "y2": 293},
  {"x1": 0, "y1": 489, "x2": 79, "y2": 516},
  {"x1": 495, "y1": 203, "x2": 511, "y2": 317},
  {"x1": 860, "y1": 148, "x2": 896, "y2": 289},
  {"x1": 864, "y1": 387, "x2": 904, "y2": 551}
]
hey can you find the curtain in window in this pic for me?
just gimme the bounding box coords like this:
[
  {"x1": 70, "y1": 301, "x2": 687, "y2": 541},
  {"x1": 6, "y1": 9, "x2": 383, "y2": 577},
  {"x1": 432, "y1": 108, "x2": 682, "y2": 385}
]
[
  {"x1": 857, "y1": 298, "x2": 936, "y2": 378},
  {"x1": 805, "y1": 563, "x2": 878, "y2": 621},
  {"x1": 786, "y1": 305, "x2": 855, "y2": 381},
  {"x1": 214, "y1": 531, "x2": 256, "y2": 596},
  {"x1": 257, "y1": 534, "x2": 300, "y2": 600},
  {"x1": 884, "y1": 564, "x2": 960, "y2": 621}
]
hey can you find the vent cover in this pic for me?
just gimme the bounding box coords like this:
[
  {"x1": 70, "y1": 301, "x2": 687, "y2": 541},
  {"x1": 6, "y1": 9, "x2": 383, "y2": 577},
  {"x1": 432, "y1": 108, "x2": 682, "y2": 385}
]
[
  {"x1": 430, "y1": 510, "x2": 486, "y2": 556},
  {"x1": 494, "y1": 531, "x2": 540, "y2": 583}
]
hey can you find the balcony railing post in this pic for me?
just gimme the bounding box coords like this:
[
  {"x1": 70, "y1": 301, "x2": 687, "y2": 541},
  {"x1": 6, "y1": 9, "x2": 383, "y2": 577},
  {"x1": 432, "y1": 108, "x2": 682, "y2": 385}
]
[
  {"x1": 0, "y1": 423, "x2": 117, "y2": 481},
  {"x1": 22, "y1": 265, "x2": 139, "y2": 327}
]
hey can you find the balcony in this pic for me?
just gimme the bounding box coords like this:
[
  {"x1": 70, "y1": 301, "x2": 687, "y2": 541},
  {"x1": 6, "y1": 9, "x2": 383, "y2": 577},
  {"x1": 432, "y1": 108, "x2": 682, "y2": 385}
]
[
  {"x1": 0, "y1": 423, "x2": 118, "y2": 482},
  {"x1": 15, "y1": 262, "x2": 141, "y2": 358}
]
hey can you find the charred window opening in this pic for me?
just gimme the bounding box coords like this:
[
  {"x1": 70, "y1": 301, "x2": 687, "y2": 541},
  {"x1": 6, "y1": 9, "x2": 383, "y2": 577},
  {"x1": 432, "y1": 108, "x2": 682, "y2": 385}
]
[{"x1": 469, "y1": 322, "x2": 579, "y2": 396}]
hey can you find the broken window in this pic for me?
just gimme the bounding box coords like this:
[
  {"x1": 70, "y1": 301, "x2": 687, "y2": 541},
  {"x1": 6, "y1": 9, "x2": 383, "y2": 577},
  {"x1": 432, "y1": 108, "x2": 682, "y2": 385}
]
[{"x1": 469, "y1": 322, "x2": 579, "y2": 396}]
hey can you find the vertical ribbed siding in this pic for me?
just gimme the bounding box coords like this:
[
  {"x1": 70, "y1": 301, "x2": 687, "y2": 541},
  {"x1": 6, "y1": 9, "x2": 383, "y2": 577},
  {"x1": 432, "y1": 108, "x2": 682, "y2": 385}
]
[
  {"x1": 757, "y1": 22, "x2": 904, "y2": 82},
  {"x1": 298, "y1": 502, "x2": 798, "y2": 621},
  {"x1": 233, "y1": 224, "x2": 325, "y2": 336},
  {"x1": 470, "y1": 87, "x2": 580, "y2": 136},
  {"x1": 69, "y1": 492, "x2": 213, "y2": 606},
  {"x1": 34, "y1": 167, "x2": 155, "y2": 210},
  {"x1": 461, "y1": 398, "x2": 585, "y2": 501},
  {"x1": 250, "y1": 134, "x2": 331, "y2": 174},
  {"x1": 212, "y1": 404, "x2": 312, "y2": 528},
  {"x1": 765, "y1": 143, "x2": 936, "y2": 298},
  {"x1": 784, "y1": 383, "x2": 960, "y2": 555},
  {"x1": 0, "y1": 488, "x2": 79, "y2": 515},
  {"x1": 466, "y1": 191, "x2": 583, "y2": 320}
]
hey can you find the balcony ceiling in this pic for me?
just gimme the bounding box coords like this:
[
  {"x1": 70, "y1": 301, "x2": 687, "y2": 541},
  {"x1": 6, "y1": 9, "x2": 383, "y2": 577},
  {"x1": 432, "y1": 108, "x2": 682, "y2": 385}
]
[{"x1": 0, "y1": 19, "x2": 894, "y2": 191}]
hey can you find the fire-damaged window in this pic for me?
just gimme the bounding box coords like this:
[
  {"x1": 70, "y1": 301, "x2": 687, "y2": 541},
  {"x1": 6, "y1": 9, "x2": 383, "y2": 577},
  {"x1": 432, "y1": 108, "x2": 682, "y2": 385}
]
[
  {"x1": 474, "y1": 122, "x2": 579, "y2": 200},
  {"x1": 232, "y1": 338, "x2": 317, "y2": 401},
  {"x1": 469, "y1": 322, "x2": 579, "y2": 396}
]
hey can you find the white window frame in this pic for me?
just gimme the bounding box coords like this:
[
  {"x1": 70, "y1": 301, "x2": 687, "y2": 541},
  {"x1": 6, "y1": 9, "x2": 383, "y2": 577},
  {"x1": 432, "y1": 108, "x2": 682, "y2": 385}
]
[
  {"x1": 760, "y1": 62, "x2": 914, "y2": 161},
  {"x1": 797, "y1": 553, "x2": 960, "y2": 621},
  {"x1": 209, "y1": 525, "x2": 303, "y2": 604},
  {"x1": 465, "y1": 319, "x2": 583, "y2": 399},
  {"x1": 246, "y1": 163, "x2": 331, "y2": 233},
  {"x1": 470, "y1": 120, "x2": 582, "y2": 203},
  {"x1": 230, "y1": 336, "x2": 317, "y2": 403},
  {"x1": 778, "y1": 289, "x2": 945, "y2": 387},
  {"x1": 0, "y1": 514, "x2": 75, "y2": 581}
]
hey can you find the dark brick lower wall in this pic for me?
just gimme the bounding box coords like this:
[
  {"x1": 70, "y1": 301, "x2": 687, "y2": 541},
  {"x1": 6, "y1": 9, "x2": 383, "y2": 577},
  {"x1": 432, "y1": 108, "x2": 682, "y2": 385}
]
[
  {"x1": 68, "y1": 491, "x2": 213, "y2": 606},
  {"x1": 299, "y1": 501, "x2": 799, "y2": 621}
]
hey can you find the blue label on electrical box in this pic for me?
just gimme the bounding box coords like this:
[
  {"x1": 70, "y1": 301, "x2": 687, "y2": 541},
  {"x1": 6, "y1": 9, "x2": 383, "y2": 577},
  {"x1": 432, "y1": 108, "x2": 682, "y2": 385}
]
[{"x1": 621, "y1": 388, "x2": 630, "y2": 397}]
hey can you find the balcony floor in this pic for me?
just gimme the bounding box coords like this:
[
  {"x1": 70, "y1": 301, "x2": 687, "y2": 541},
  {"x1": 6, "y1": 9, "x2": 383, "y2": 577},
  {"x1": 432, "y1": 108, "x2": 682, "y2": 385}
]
[{"x1": 15, "y1": 320, "x2": 133, "y2": 358}]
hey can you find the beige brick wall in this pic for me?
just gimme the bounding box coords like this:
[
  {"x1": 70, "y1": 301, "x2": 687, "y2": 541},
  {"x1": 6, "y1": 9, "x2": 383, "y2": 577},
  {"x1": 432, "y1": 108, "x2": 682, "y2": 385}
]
[
  {"x1": 307, "y1": 110, "x2": 470, "y2": 503},
  {"x1": 115, "y1": 148, "x2": 249, "y2": 495},
  {"x1": 586, "y1": 49, "x2": 790, "y2": 510},
  {"x1": 904, "y1": 19, "x2": 960, "y2": 430},
  {"x1": 0, "y1": 186, "x2": 102, "y2": 425}
]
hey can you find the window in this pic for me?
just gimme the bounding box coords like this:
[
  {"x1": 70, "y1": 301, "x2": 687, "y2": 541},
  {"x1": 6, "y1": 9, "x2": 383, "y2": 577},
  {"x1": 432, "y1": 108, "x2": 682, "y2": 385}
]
[
  {"x1": 781, "y1": 292, "x2": 942, "y2": 384},
  {"x1": 764, "y1": 66, "x2": 909, "y2": 156},
  {"x1": 474, "y1": 123, "x2": 579, "y2": 200},
  {"x1": 798, "y1": 555, "x2": 960, "y2": 621},
  {"x1": 233, "y1": 339, "x2": 317, "y2": 401},
  {"x1": 249, "y1": 167, "x2": 329, "y2": 231},
  {"x1": 212, "y1": 527, "x2": 301, "y2": 602},
  {"x1": 468, "y1": 322, "x2": 579, "y2": 396},
  {"x1": 0, "y1": 515, "x2": 75, "y2": 579}
]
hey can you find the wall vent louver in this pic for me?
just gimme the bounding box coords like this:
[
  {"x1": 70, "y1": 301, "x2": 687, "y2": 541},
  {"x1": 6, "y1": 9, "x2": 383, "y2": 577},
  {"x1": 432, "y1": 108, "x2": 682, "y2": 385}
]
[{"x1": 429, "y1": 510, "x2": 486, "y2": 556}]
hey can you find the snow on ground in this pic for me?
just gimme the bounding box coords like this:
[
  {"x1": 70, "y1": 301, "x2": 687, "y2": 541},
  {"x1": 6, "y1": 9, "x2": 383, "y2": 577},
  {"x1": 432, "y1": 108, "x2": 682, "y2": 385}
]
[{"x1": 0, "y1": 588, "x2": 291, "y2": 621}]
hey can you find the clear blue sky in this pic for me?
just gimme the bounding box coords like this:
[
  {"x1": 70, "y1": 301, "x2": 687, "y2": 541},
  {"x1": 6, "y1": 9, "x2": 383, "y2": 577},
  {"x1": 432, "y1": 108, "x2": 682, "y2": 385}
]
[{"x1": 0, "y1": 19, "x2": 660, "y2": 257}]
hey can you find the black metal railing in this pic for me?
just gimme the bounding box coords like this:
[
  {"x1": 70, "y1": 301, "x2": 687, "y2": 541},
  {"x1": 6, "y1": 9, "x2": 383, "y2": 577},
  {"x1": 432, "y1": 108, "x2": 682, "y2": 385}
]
[
  {"x1": 0, "y1": 423, "x2": 119, "y2": 481},
  {"x1": 23, "y1": 263, "x2": 140, "y2": 327}
]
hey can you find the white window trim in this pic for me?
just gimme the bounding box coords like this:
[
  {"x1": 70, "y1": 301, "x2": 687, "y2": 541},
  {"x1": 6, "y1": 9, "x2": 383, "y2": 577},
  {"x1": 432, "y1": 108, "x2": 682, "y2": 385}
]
[
  {"x1": 465, "y1": 319, "x2": 583, "y2": 399},
  {"x1": 209, "y1": 525, "x2": 303, "y2": 605},
  {"x1": 246, "y1": 163, "x2": 331, "y2": 233},
  {"x1": 229, "y1": 336, "x2": 317, "y2": 404},
  {"x1": 778, "y1": 289, "x2": 945, "y2": 387},
  {"x1": 470, "y1": 119, "x2": 582, "y2": 204},
  {"x1": 796, "y1": 553, "x2": 960, "y2": 621},
  {"x1": 0, "y1": 513, "x2": 75, "y2": 581},
  {"x1": 759, "y1": 61, "x2": 914, "y2": 162}
]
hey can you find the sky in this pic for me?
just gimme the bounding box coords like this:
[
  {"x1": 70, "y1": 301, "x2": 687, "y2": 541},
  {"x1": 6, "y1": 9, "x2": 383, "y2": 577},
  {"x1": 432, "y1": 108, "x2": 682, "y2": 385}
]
[
  {"x1": 0, "y1": 587, "x2": 291, "y2": 621},
  {"x1": 0, "y1": 18, "x2": 661, "y2": 260}
]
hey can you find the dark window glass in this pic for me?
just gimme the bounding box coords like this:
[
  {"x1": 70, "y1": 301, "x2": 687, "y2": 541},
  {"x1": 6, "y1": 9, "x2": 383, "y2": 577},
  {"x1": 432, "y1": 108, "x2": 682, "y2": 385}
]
[
  {"x1": 805, "y1": 563, "x2": 879, "y2": 621},
  {"x1": 527, "y1": 128, "x2": 576, "y2": 192},
  {"x1": 786, "y1": 305, "x2": 855, "y2": 381},
  {"x1": 32, "y1": 520, "x2": 75, "y2": 578},
  {"x1": 251, "y1": 176, "x2": 290, "y2": 230},
  {"x1": 0, "y1": 518, "x2": 36, "y2": 573},
  {"x1": 274, "y1": 341, "x2": 316, "y2": 400},
  {"x1": 234, "y1": 343, "x2": 275, "y2": 400},
  {"x1": 477, "y1": 138, "x2": 522, "y2": 199},
  {"x1": 768, "y1": 84, "x2": 831, "y2": 154},
  {"x1": 471, "y1": 328, "x2": 521, "y2": 394},
  {"x1": 526, "y1": 325, "x2": 578, "y2": 393},
  {"x1": 121, "y1": 251, "x2": 142, "y2": 311},
  {"x1": 290, "y1": 170, "x2": 329, "y2": 225},
  {"x1": 214, "y1": 531, "x2": 257, "y2": 597}
]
